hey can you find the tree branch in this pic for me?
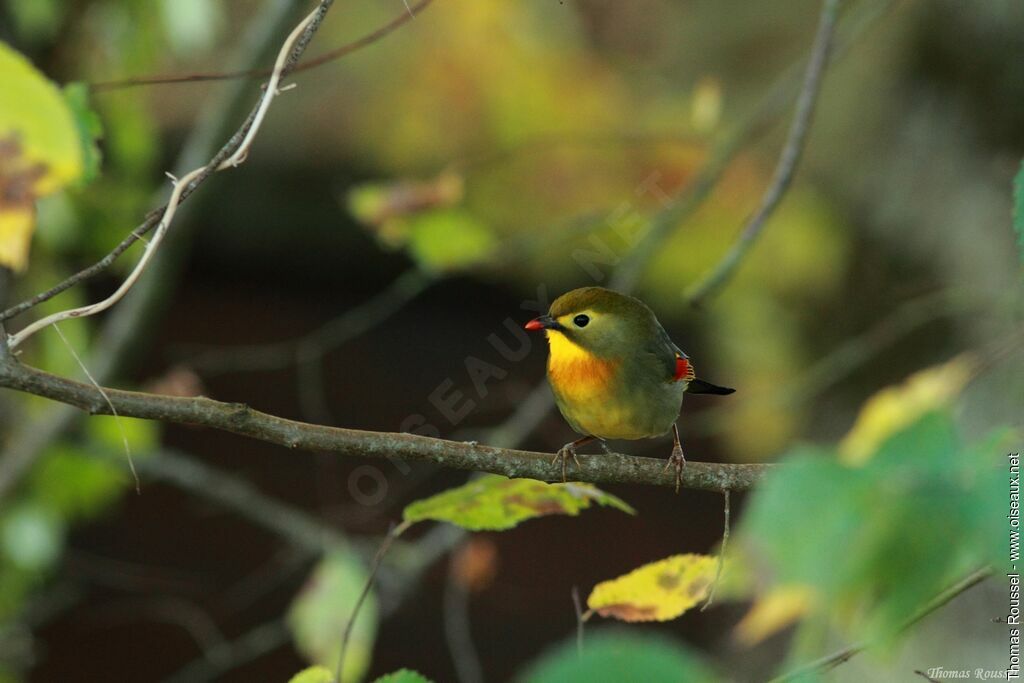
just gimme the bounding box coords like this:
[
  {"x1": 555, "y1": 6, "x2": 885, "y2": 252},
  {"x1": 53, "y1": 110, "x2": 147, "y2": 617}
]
[
  {"x1": 5, "y1": 0, "x2": 334, "y2": 349},
  {"x1": 0, "y1": 356, "x2": 768, "y2": 491},
  {"x1": 0, "y1": 0, "x2": 336, "y2": 326},
  {"x1": 89, "y1": 0, "x2": 435, "y2": 92},
  {"x1": 0, "y1": 0, "x2": 324, "y2": 501},
  {"x1": 684, "y1": 0, "x2": 841, "y2": 307},
  {"x1": 136, "y1": 448, "x2": 347, "y2": 552}
]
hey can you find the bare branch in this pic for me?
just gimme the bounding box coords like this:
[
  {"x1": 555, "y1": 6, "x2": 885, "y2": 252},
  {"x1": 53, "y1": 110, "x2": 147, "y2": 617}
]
[
  {"x1": 0, "y1": 1, "x2": 336, "y2": 326},
  {"x1": 684, "y1": 0, "x2": 841, "y2": 307},
  {"x1": 0, "y1": 357, "x2": 770, "y2": 492},
  {"x1": 137, "y1": 448, "x2": 347, "y2": 552},
  {"x1": 5, "y1": 2, "x2": 334, "y2": 348},
  {"x1": 0, "y1": 0, "x2": 309, "y2": 502},
  {"x1": 496, "y1": 0, "x2": 887, "y2": 449},
  {"x1": 182, "y1": 268, "x2": 435, "y2": 374},
  {"x1": 90, "y1": 0, "x2": 435, "y2": 92}
]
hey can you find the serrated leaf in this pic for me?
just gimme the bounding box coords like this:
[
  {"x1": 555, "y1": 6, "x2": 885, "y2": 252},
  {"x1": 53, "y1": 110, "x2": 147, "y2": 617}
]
[
  {"x1": 587, "y1": 553, "x2": 718, "y2": 622},
  {"x1": 62, "y1": 83, "x2": 103, "y2": 184},
  {"x1": 0, "y1": 41, "x2": 83, "y2": 271},
  {"x1": 373, "y1": 669, "x2": 435, "y2": 683},
  {"x1": 287, "y1": 553, "x2": 377, "y2": 683},
  {"x1": 839, "y1": 356, "x2": 974, "y2": 465},
  {"x1": 288, "y1": 666, "x2": 334, "y2": 683},
  {"x1": 1014, "y1": 158, "x2": 1024, "y2": 264},
  {"x1": 402, "y1": 475, "x2": 634, "y2": 531},
  {"x1": 518, "y1": 629, "x2": 721, "y2": 683}
]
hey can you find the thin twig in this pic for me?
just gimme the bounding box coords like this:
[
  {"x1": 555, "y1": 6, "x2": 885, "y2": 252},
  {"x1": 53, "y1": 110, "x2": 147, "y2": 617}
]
[
  {"x1": 0, "y1": 0, "x2": 306, "y2": 502},
  {"x1": 504, "y1": 0, "x2": 892, "y2": 445},
  {"x1": 163, "y1": 618, "x2": 291, "y2": 683},
  {"x1": 0, "y1": 1, "x2": 337, "y2": 326},
  {"x1": 700, "y1": 489, "x2": 730, "y2": 612},
  {"x1": 770, "y1": 567, "x2": 993, "y2": 682},
  {"x1": 685, "y1": 288, "x2": 979, "y2": 438},
  {"x1": 90, "y1": 0, "x2": 435, "y2": 92},
  {"x1": 336, "y1": 520, "x2": 412, "y2": 683},
  {"x1": 182, "y1": 268, "x2": 435, "y2": 373},
  {"x1": 0, "y1": 356, "x2": 770, "y2": 491},
  {"x1": 135, "y1": 448, "x2": 348, "y2": 552},
  {"x1": 6, "y1": 3, "x2": 332, "y2": 349},
  {"x1": 571, "y1": 586, "x2": 589, "y2": 658},
  {"x1": 52, "y1": 322, "x2": 139, "y2": 492},
  {"x1": 684, "y1": 0, "x2": 841, "y2": 307}
]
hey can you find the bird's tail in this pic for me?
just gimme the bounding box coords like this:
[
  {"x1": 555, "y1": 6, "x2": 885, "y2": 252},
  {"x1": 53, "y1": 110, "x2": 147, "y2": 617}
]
[{"x1": 688, "y1": 379, "x2": 735, "y2": 395}]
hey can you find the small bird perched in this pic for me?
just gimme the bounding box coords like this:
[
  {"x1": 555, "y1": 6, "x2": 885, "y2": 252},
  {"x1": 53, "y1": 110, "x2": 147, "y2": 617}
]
[{"x1": 525, "y1": 286, "x2": 734, "y2": 491}]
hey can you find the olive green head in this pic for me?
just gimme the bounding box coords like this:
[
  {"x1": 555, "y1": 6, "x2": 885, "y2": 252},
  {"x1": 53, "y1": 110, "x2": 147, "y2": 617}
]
[{"x1": 527, "y1": 286, "x2": 660, "y2": 357}]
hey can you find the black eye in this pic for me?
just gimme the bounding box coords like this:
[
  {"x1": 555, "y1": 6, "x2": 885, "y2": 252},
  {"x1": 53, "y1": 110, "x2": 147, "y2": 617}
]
[{"x1": 573, "y1": 314, "x2": 590, "y2": 328}]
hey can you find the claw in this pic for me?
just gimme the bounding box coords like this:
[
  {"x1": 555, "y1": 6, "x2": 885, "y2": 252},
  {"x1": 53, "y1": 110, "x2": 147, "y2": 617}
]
[
  {"x1": 665, "y1": 445, "x2": 685, "y2": 493},
  {"x1": 552, "y1": 440, "x2": 585, "y2": 483},
  {"x1": 667, "y1": 424, "x2": 686, "y2": 494}
]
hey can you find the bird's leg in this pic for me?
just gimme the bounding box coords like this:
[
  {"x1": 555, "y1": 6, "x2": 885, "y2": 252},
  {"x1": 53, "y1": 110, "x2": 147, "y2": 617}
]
[
  {"x1": 663, "y1": 424, "x2": 686, "y2": 493},
  {"x1": 553, "y1": 435, "x2": 595, "y2": 482}
]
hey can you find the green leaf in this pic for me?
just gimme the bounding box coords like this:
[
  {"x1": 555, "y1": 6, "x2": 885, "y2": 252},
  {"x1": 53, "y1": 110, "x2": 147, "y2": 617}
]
[
  {"x1": 287, "y1": 553, "x2": 377, "y2": 683},
  {"x1": 288, "y1": 666, "x2": 334, "y2": 683},
  {"x1": 1014, "y1": 158, "x2": 1024, "y2": 264},
  {"x1": 0, "y1": 43, "x2": 82, "y2": 188},
  {"x1": 31, "y1": 444, "x2": 126, "y2": 519},
  {"x1": 373, "y1": 670, "x2": 435, "y2": 683},
  {"x1": 1, "y1": 504, "x2": 63, "y2": 571},
  {"x1": 587, "y1": 554, "x2": 719, "y2": 622},
  {"x1": 518, "y1": 629, "x2": 721, "y2": 683},
  {"x1": 402, "y1": 475, "x2": 635, "y2": 531},
  {"x1": 737, "y1": 410, "x2": 1007, "y2": 646},
  {"x1": 7, "y1": 0, "x2": 64, "y2": 42},
  {"x1": 62, "y1": 83, "x2": 103, "y2": 184},
  {"x1": 406, "y1": 208, "x2": 495, "y2": 273},
  {"x1": 0, "y1": 41, "x2": 84, "y2": 270},
  {"x1": 85, "y1": 414, "x2": 159, "y2": 455}
]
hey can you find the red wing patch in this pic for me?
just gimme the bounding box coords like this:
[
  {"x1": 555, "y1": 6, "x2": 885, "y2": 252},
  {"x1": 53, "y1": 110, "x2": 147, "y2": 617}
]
[{"x1": 673, "y1": 356, "x2": 695, "y2": 382}]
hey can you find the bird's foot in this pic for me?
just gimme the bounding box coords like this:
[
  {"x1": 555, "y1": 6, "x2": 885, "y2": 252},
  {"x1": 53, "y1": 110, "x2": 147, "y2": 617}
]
[
  {"x1": 552, "y1": 442, "x2": 583, "y2": 482},
  {"x1": 663, "y1": 443, "x2": 686, "y2": 494}
]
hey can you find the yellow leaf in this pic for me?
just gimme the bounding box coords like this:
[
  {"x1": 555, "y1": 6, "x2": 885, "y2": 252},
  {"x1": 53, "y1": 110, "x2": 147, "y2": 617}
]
[
  {"x1": 0, "y1": 42, "x2": 83, "y2": 270},
  {"x1": 288, "y1": 666, "x2": 334, "y2": 683},
  {"x1": 839, "y1": 355, "x2": 976, "y2": 465},
  {"x1": 587, "y1": 553, "x2": 718, "y2": 622},
  {"x1": 734, "y1": 585, "x2": 817, "y2": 646},
  {"x1": 0, "y1": 208, "x2": 34, "y2": 275}
]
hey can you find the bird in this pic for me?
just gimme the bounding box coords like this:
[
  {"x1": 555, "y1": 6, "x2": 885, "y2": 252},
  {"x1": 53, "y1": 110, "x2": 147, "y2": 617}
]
[{"x1": 524, "y1": 286, "x2": 734, "y2": 492}]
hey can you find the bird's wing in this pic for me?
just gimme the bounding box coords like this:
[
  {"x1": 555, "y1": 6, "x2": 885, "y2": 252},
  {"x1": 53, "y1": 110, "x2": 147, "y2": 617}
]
[{"x1": 644, "y1": 322, "x2": 693, "y2": 382}]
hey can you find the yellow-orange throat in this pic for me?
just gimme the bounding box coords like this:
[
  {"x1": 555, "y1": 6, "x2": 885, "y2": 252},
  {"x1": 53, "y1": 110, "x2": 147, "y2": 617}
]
[{"x1": 546, "y1": 331, "x2": 618, "y2": 401}]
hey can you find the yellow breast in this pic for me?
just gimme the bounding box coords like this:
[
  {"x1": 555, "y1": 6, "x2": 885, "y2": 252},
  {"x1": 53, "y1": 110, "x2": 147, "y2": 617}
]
[{"x1": 546, "y1": 332, "x2": 618, "y2": 403}]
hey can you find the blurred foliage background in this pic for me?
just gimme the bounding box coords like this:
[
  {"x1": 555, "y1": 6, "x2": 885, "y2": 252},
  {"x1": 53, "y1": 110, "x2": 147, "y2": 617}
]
[{"x1": 0, "y1": 0, "x2": 1021, "y2": 681}]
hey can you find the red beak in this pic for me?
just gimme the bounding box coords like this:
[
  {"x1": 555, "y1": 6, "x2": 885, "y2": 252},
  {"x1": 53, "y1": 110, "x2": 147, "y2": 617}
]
[{"x1": 525, "y1": 315, "x2": 560, "y2": 331}]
